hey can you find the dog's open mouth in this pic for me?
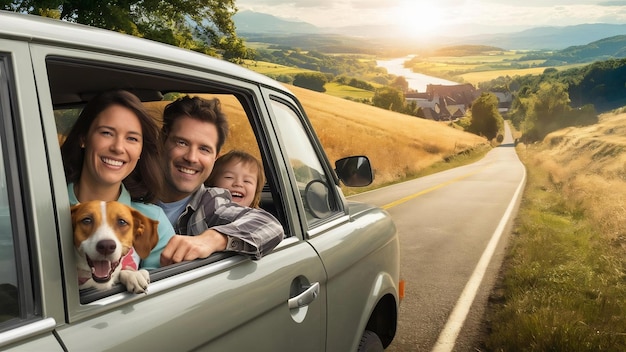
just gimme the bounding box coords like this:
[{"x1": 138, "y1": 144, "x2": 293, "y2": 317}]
[{"x1": 86, "y1": 256, "x2": 121, "y2": 283}]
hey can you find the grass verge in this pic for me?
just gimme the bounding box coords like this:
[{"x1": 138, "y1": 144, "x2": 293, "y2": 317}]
[{"x1": 484, "y1": 145, "x2": 626, "y2": 352}]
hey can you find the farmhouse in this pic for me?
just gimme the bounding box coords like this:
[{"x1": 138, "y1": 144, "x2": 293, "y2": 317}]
[{"x1": 406, "y1": 83, "x2": 479, "y2": 121}]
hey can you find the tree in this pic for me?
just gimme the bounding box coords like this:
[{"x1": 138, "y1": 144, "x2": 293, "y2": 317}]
[
  {"x1": 390, "y1": 76, "x2": 409, "y2": 93},
  {"x1": 372, "y1": 87, "x2": 405, "y2": 112},
  {"x1": 293, "y1": 72, "x2": 328, "y2": 92},
  {"x1": 468, "y1": 93, "x2": 503, "y2": 140},
  {"x1": 2, "y1": 0, "x2": 248, "y2": 62}
]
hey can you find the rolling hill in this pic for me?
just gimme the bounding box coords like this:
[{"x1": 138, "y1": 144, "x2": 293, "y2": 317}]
[{"x1": 284, "y1": 84, "x2": 489, "y2": 187}]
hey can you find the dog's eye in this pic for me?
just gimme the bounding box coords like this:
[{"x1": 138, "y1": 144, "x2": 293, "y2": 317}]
[
  {"x1": 117, "y1": 218, "x2": 129, "y2": 227},
  {"x1": 80, "y1": 216, "x2": 93, "y2": 225}
]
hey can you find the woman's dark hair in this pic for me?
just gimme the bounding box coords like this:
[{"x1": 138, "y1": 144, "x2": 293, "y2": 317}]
[
  {"x1": 206, "y1": 150, "x2": 265, "y2": 208},
  {"x1": 161, "y1": 96, "x2": 229, "y2": 154},
  {"x1": 60, "y1": 90, "x2": 162, "y2": 202}
]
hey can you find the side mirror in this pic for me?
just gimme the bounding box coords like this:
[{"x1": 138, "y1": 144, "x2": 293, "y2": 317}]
[{"x1": 335, "y1": 156, "x2": 373, "y2": 187}]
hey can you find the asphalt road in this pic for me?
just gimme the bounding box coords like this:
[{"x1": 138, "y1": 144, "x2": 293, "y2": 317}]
[{"x1": 349, "y1": 123, "x2": 526, "y2": 351}]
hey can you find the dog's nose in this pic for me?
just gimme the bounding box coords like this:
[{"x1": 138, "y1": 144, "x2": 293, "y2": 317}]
[{"x1": 96, "y1": 239, "x2": 117, "y2": 256}]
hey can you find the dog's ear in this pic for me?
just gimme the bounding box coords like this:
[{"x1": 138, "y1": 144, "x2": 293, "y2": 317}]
[
  {"x1": 130, "y1": 209, "x2": 159, "y2": 259},
  {"x1": 70, "y1": 203, "x2": 82, "y2": 224}
]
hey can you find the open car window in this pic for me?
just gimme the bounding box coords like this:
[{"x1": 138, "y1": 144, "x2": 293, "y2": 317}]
[{"x1": 47, "y1": 57, "x2": 289, "y2": 303}]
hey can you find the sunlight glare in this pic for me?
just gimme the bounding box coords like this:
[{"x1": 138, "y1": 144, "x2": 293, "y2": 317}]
[{"x1": 392, "y1": 2, "x2": 446, "y2": 37}]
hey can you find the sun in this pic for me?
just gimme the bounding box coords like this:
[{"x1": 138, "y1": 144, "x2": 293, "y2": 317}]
[{"x1": 391, "y1": 2, "x2": 446, "y2": 36}]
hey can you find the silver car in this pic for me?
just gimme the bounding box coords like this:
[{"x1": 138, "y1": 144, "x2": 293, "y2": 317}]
[{"x1": 0, "y1": 10, "x2": 400, "y2": 351}]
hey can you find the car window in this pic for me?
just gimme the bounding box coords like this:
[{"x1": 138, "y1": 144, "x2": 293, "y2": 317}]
[
  {"x1": 45, "y1": 58, "x2": 288, "y2": 303},
  {"x1": 270, "y1": 99, "x2": 339, "y2": 226},
  {"x1": 0, "y1": 111, "x2": 18, "y2": 325},
  {"x1": 0, "y1": 57, "x2": 29, "y2": 327}
]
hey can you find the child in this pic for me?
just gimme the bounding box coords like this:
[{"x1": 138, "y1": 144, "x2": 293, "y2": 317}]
[{"x1": 206, "y1": 150, "x2": 265, "y2": 208}]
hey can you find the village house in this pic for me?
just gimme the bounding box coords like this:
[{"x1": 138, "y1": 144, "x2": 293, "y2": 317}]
[
  {"x1": 406, "y1": 84, "x2": 514, "y2": 120},
  {"x1": 406, "y1": 83, "x2": 479, "y2": 121}
]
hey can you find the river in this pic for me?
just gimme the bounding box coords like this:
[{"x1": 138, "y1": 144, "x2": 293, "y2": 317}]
[{"x1": 376, "y1": 56, "x2": 459, "y2": 92}]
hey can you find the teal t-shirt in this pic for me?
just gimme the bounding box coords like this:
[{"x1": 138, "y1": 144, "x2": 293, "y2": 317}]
[{"x1": 67, "y1": 183, "x2": 175, "y2": 270}]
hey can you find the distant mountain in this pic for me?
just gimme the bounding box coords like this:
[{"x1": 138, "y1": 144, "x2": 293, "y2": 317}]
[
  {"x1": 453, "y1": 23, "x2": 626, "y2": 50},
  {"x1": 234, "y1": 11, "x2": 626, "y2": 51},
  {"x1": 552, "y1": 35, "x2": 626, "y2": 62},
  {"x1": 233, "y1": 10, "x2": 321, "y2": 34}
]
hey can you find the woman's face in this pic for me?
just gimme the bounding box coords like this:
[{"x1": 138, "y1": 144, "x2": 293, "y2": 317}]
[
  {"x1": 212, "y1": 161, "x2": 258, "y2": 207},
  {"x1": 81, "y1": 104, "x2": 143, "y2": 189}
]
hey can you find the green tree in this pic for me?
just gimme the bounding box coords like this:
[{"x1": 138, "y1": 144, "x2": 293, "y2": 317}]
[
  {"x1": 468, "y1": 92, "x2": 503, "y2": 140},
  {"x1": 2, "y1": 0, "x2": 248, "y2": 61},
  {"x1": 390, "y1": 76, "x2": 409, "y2": 93},
  {"x1": 293, "y1": 72, "x2": 328, "y2": 92},
  {"x1": 522, "y1": 81, "x2": 571, "y2": 140},
  {"x1": 372, "y1": 86, "x2": 405, "y2": 112}
]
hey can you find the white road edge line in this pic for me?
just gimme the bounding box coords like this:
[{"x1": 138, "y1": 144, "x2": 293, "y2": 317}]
[{"x1": 431, "y1": 166, "x2": 527, "y2": 352}]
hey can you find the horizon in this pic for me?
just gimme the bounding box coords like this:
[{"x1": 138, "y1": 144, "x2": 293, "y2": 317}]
[{"x1": 236, "y1": 0, "x2": 626, "y2": 37}]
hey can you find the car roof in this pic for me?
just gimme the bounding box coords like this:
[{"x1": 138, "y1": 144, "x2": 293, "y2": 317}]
[{"x1": 0, "y1": 10, "x2": 288, "y2": 94}]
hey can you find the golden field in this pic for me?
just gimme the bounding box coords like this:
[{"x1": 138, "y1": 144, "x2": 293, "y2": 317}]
[
  {"x1": 521, "y1": 111, "x2": 626, "y2": 242},
  {"x1": 284, "y1": 85, "x2": 488, "y2": 186},
  {"x1": 487, "y1": 111, "x2": 626, "y2": 350}
]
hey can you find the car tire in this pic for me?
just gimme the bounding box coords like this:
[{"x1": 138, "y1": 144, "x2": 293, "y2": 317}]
[{"x1": 357, "y1": 330, "x2": 384, "y2": 352}]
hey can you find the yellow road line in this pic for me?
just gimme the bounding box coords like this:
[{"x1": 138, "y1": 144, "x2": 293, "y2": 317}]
[{"x1": 382, "y1": 163, "x2": 492, "y2": 210}]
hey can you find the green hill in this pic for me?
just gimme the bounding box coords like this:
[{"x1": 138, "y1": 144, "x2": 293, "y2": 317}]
[{"x1": 553, "y1": 35, "x2": 626, "y2": 62}]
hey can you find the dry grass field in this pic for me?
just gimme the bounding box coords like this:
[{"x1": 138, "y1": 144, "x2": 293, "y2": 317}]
[
  {"x1": 486, "y1": 112, "x2": 626, "y2": 350},
  {"x1": 524, "y1": 112, "x2": 626, "y2": 241},
  {"x1": 285, "y1": 85, "x2": 488, "y2": 186}
]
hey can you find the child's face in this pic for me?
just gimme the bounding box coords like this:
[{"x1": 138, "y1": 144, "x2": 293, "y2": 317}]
[{"x1": 213, "y1": 161, "x2": 258, "y2": 207}]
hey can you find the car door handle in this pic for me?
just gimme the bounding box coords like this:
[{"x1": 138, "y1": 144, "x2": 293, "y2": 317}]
[{"x1": 288, "y1": 282, "x2": 320, "y2": 309}]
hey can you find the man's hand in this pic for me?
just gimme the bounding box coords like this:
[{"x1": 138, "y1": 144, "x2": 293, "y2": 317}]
[{"x1": 160, "y1": 229, "x2": 228, "y2": 267}]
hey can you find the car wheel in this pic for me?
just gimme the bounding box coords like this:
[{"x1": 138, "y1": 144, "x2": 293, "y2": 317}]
[{"x1": 357, "y1": 330, "x2": 384, "y2": 352}]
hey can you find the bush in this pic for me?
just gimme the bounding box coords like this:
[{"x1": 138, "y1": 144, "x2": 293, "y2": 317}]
[{"x1": 293, "y1": 72, "x2": 328, "y2": 92}]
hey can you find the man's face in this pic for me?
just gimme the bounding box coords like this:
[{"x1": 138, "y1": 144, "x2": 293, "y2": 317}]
[{"x1": 161, "y1": 116, "x2": 219, "y2": 202}]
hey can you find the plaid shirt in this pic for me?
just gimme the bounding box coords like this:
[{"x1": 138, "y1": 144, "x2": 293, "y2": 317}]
[{"x1": 174, "y1": 185, "x2": 284, "y2": 260}]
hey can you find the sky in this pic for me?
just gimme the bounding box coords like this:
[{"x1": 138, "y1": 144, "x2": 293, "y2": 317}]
[{"x1": 236, "y1": 0, "x2": 626, "y2": 35}]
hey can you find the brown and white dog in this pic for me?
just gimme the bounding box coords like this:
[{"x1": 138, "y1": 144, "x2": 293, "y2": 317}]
[{"x1": 71, "y1": 200, "x2": 159, "y2": 294}]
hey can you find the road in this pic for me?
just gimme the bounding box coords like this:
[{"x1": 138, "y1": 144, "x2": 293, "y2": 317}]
[{"x1": 349, "y1": 123, "x2": 526, "y2": 351}]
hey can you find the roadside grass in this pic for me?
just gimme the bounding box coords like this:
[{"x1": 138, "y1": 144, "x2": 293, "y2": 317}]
[{"x1": 485, "y1": 124, "x2": 626, "y2": 351}]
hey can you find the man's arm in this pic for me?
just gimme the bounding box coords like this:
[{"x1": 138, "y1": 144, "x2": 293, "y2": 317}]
[
  {"x1": 193, "y1": 187, "x2": 284, "y2": 260},
  {"x1": 160, "y1": 229, "x2": 227, "y2": 266},
  {"x1": 160, "y1": 187, "x2": 284, "y2": 265}
]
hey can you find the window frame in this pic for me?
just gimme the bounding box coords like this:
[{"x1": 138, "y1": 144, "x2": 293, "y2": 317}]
[
  {"x1": 28, "y1": 45, "x2": 297, "y2": 318},
  {"x1": 265, "y1": 94, "x2": 347, "y2": 232},
  {"x1": 0, "y1": 54, "x2": 40, "y2": 330}
]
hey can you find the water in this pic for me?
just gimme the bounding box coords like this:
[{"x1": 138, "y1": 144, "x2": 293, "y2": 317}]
[{"x1": 376, "y1": 56, "x2": 459, "y2": 92}]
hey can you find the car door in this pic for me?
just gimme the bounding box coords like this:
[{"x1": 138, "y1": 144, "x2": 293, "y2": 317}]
[
  {"x1": 265, "y1": 90, "x2": 399, "y2": 351},
  {"x1": 0, "y1": 40, "x2": 65, "y2": 351},
  {"x1": 24, "y1": 41, "x2": 328, "y2": 351}
]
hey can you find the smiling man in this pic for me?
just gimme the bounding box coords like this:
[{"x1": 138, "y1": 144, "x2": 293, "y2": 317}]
[{"x1": 156, "y1": 96, "x2": 284, "y2": 266}]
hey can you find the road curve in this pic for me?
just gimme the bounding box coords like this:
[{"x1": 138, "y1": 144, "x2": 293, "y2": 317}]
[{"x1": 349, "y1": 123, "x2": 526, "y2": 351}]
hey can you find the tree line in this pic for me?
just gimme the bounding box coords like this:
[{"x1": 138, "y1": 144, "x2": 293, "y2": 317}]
[
  {"x1": 479, "y1": 58, "x2": 626, "y2": 141},
  {"x1": 1, "y1": 0, "x2": 251, "y2": 62}
]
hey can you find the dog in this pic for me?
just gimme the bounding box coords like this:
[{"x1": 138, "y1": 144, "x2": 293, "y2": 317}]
[{"x1": 71, "y1": 200, "x2": 159, "y2": 294}]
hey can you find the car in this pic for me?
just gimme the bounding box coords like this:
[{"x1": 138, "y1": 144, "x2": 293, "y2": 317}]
[{"x1": 0, "y1": 10, "x2": 400, "y2": 352}]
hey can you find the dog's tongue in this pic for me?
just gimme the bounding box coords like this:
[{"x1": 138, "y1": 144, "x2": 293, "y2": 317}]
[{"x1": 91, "y1": 260, "x2": 111, "y2": 279}]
